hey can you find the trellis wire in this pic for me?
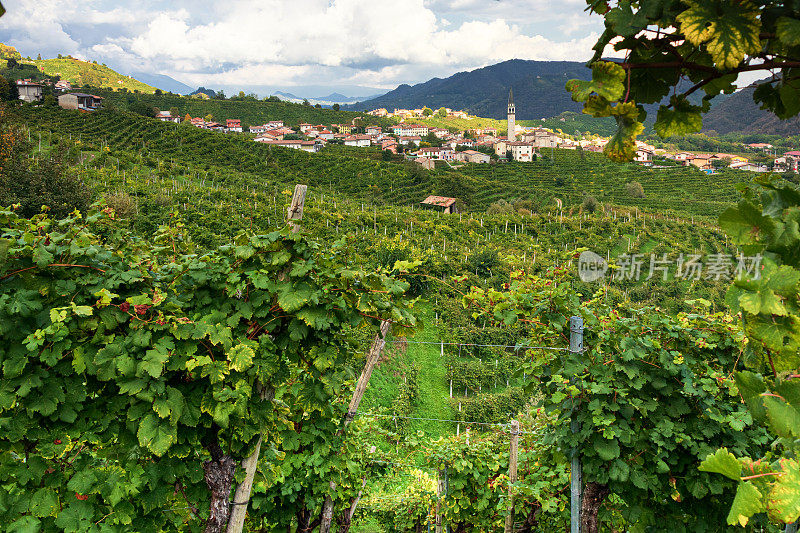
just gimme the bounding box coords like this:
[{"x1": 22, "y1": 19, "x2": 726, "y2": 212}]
[{"x1": 356, "y1": 412, "x2": 539, "y2": 435}]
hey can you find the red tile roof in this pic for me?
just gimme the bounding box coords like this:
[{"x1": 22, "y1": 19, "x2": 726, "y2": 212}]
[{"x1": 421, "y1": 195, "x2": 457, "y2": 208}]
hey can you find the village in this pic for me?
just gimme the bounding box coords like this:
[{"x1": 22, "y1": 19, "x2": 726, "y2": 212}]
[{"x1": 13, "y1": 77, "x2": 799, "y2": 173}]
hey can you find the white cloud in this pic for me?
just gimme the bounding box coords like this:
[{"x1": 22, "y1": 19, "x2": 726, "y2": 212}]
[{"x1": 0, "y1": 0, "x2": 605, "y2": 90}]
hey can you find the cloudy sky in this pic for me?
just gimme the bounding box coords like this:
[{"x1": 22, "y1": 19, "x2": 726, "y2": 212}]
[{"x1": 0, "y1": 0, "x2": 606, "y2": 96}]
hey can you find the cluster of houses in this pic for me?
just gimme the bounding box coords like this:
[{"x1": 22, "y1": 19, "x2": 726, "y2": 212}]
[
  {"x1": 14, "y1": 77, "x2": 106, "y2": 112},
  {"x1": 367, "y1": 107, "x2": 469, "y2": 119},
  {"x1": 14, "y1": 78, "x2": 74, "y2": 103},
  {"x1": 633, "y1": 141, "x2": 775, "y2": 173}
]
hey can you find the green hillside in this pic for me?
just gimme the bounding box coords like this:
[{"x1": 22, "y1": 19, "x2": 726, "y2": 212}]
[
  {"x1": 20, "y1": 105, "x2": 753, "y2": 220},
  {"x1": 6, "y1": 100, "x2": 789, "y2": 532},
  {"x1": 21, "y1": 56, "x2": 156, "y2": 93},
  {"x1": 94, "y1": 89, "x2": 389, "y2": 127}
]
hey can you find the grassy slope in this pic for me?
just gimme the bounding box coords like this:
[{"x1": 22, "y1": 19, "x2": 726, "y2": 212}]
[{"x1": 22, "y1": 58, "x2": 156, "y2": 93}]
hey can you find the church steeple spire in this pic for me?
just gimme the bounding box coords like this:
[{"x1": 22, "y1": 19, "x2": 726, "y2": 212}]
[{"x1": 507, "y1": 86, "x2": 516, "y2": 141}]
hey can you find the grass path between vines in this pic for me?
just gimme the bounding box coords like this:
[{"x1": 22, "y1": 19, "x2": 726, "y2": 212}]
[
  {"x1": 404, "y1": 302, "x2": 455, "y2": 438},
  {"x1": 360, "y1": 302, "x2": 455, "y2": 439}
]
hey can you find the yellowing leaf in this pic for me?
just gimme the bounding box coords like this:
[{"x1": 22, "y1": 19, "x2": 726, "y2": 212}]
[
  {"x1": 677, "y1": 0, "x2": 761, "y2": 69},
  {"x1": 567, "y1": 61, "x2": 626, "y2": 103},
  {"x1": 227, "y1": 343, "x2": 255, "y2": 372},
  {"x1": 769, "y1": 459, "x2": 800, "y2": 523}
]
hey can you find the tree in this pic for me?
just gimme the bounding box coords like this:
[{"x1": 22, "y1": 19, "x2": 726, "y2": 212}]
[
  {"x1": 184, "y1": 113, "x2": 192, "y2": 123},
  {"x1": 625, "y1": 181, "x2": 646, "y2": 198},
  {"x1": 169, "y1": 106, "x2": 179, "y2": 118},
  {"x1": 422, "y1": 107, "x2": 433, "y2": 116},
  {"x1": 0, "y1": 106, "x2": 90, "y2": 218},
  {"x1": 332, "y1": 103, "x2": 340, "y2": 111},
  {"x1": 204, "y1": 113, "x2": 214, "y2": 122},
  {"x1": 36, "y1": 53, "x2": 41, "y2": 60},
  {"x1": 437, "y1": 107, "x2": 447, "y2": 118},
  {"x1": 154, "y1": 88, "x2": 162, "y2": 95},
  {"x1": 567, "y1": 0, "x2": 800, "y2": 161},
  {"x1": 303, "y1": 99, "x2": 311, "y2": 106},
  {"x1": 0, "y1": 74, "x2": 12, "y2": 101}
]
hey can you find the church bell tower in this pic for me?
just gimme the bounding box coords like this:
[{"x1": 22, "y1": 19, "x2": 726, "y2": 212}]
[{"x1": 507, "y1": 87, "x2": 516, "y2": 141}]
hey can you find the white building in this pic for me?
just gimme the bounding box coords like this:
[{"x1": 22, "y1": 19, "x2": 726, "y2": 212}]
[
  {"x1": 156, "y1": 111, "x2": 180, "y2": 123},
  {"x1": 344, "y1": 135, "x2": 372, "y2": 148},
  {"x1": 392, "y1": 124, "x2": 429, "y2": 137}
]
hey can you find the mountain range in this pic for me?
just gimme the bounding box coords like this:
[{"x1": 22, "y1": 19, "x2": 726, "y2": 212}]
[
  {"x1": 701, "y1": 83, "x2": 800, "y2": 135},
  {"x1": 347, "y1": 59, "x2": 794, "y2": 136},
  {"x1": 347, "y1": 59, "x2": 591, "y2": 119},
  {"x1": 273, "y1": 91, "x2": 384, "y2": 106}
]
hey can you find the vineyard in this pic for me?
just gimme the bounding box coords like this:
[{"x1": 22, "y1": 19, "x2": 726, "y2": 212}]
[
  {"x1": 2, "y1": 102, "x2": 798, "y2": 532},
  {"x1": 19, "y1": 106, "x2": 752, "y2": 219},
  {"x1": 92, "y1": 90, "x2": 391, "y2": 129}
]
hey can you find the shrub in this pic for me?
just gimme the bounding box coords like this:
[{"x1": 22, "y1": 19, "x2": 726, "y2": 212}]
[
  {"x1": 582, "y1": 195, "x2": 600, "y2": 213},
  {"x1": 626, "y1": 181, "x2": 646, "y2": 198},
  {"x1": 486, "y1": 199, "x2": 514, "y2": 215},
  {"x1": 104, "y1": 191, "x2": 138, "y2": 220}
]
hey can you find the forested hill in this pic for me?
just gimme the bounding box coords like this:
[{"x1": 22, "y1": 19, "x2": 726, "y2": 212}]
[
  {"x1": 702, "y1": 82, "x2": 800, "y2": 135},
  {"x1": 346, "y1": 59, "x2": 591, "y2": 119}
]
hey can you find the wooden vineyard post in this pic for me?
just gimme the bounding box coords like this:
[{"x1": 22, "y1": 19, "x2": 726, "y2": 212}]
[
  {"x1": 504, "y1": 420, "x2": 519, "y2": 533},
  {"x1": 226, "y1": 185, "x2": 307, "y2": 533},
  {"x1": 319, "y1": 320, "x2": 392, "y2": 533},
  {"x1": 287, "y1": 184, "x2": 307, "y2": 232},
  {"x1": 435, "y1": 468, "x2": 446, "y2": 533}
]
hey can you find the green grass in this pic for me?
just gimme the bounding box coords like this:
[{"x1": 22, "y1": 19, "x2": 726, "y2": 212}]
[
  {"x1": 361, "y1": 303, "x2": 455, "y2": 439},
  {"x1": 404, "y1": 303, "x2": 454, "y2": 438}
]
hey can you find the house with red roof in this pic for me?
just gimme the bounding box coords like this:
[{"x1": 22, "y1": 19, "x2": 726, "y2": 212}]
[{"x1": 421, "y1": 195, "x2": 460, "y2": 214}]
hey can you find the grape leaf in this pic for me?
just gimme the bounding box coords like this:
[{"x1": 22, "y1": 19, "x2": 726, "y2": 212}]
[
  {"x1": 604, "y1": 102, "x2": 644, "y2": 162},
  {"x1": 227, "y1": 343, "x2": 255, "y2": 372},
  {"x1": 762, "y1": 395, "x2": 800, "y2": 438},
  {"x1": 769, "y1": 459, "x2": 800, "y2": 523},
  {"x1": 726, "y1": 482, "x2": 764, "y2": 526},
  {"x1": 594, "y1": 437, "x2": 621, "y2": 460},
  {"x1": 29, "y1": 488, "x2": 58, "y2": 517},
  {"x1": 137, "y1": 412, "x2": 176, "y2": 456},
  {"x1": 699, "y1": 448, "x2": 741, "y2": 480},
  {"x1": 566, "y1": 61, "x2": 626, "y2": 102},
  {"x1": 777, "y1": 17, "x2": 800, "y2": 47},
  {"x1": 654, "y1": 97, "x2": 703, "y2": 138},
  {"x1": 677, "y1": 0, "x2": 761, "y2": 69}
]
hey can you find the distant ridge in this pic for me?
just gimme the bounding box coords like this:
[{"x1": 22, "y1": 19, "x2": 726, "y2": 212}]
[
  {"x1": 274, "y1": 90, "x2": 385, "y2": 106},
  {"x1": 702, "y1": 81, "x2": 800, "y2": 135},
  {"x1": 190, "y1": 87, "x2": 217, "y2": 98},
  {"x1": 346, "y1": 59, "x2": 593, "y2": 119},
  {"x1": 132, "y1": 72, "x2": 194, "y2": 95}
]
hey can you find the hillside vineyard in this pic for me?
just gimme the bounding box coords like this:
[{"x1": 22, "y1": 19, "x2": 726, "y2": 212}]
[{"x1": 1, "y1": 70, "x2": 799, "y2": 533}]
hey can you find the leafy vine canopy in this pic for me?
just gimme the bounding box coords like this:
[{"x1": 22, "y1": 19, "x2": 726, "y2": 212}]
[
  {"x1": 0, "y1": 205, "x2": 416, "y2": 531},
  {"x1": 567, "y1": 0, "x2": 800, "y2": 161}
]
